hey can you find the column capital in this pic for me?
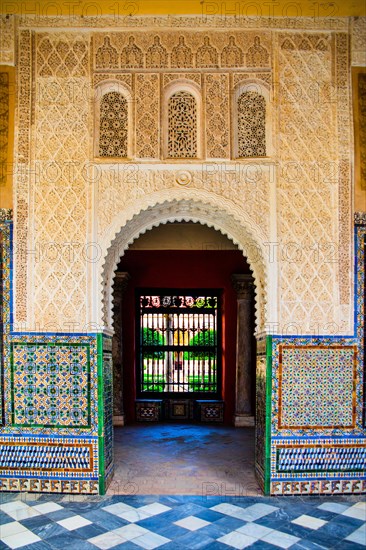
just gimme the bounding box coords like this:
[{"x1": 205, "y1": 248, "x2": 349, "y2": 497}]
[
  {"x1": 231, "y1": 274, "x2": 254, "y2": 300},
  {"x1": 114, "y1": 271, "x2": 131, "y2": 295}
]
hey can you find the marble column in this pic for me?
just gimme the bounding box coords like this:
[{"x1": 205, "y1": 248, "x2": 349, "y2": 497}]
[
  {"x1": 231, "y1": 274, "x2": 255, "y2": 427},
  {"x1": 112, "y1": 272, "x2": 130, "y2": 427}
]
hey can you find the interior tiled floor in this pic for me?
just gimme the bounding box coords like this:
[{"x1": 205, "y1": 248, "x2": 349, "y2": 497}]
[
  {"x1": 0, "y1": 493, "x2": 365, "y2": 549},
  {"x1": 109, "y1": 424, "x2": 259, "y2": 496}
]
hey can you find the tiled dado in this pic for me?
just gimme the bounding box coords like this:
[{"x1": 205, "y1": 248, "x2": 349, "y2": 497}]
[
  {"x1": 270, "y1": 479, "x2": 366, "y2": 495},
  {"x1": 264, "y1": 336, "x2": 365, "y2": 495},
  {"x1": 10, "y1": 342, "x2": 91, "y2": 428},
  {"x1": 0, "y1": 436, "x2": 99, "y2": 494},
  {"x1": 0, "y1": 478, "x2": 99, "y2": 493},
  {"x1": 0, "y1": 332, "x2": 113, "y2": 495},
  {"x1": 0, "y1": 219, "x2": 112, "y2": 495}
]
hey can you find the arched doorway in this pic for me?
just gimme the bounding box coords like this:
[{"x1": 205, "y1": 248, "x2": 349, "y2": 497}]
[
  {"x1": 108, "y1": 222, "x2": 260, "y2": 495},
  {"x1": 97, "y1": 194, "x2": 271, "y2": 495},
  {"x1": 98, "y1": 194, "x2": 270, "y2": 333},
  {"x1": 112, "y1": 222, "x2": 256, "y2": 426}
]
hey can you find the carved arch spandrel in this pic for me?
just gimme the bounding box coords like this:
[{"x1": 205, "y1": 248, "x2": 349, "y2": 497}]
[{"x1": 98, "y1": 191, "x2": 270, "y2": 334}]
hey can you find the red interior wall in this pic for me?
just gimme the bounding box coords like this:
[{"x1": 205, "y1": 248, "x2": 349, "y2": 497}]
[{"x1": 117, "y1": 250, "x2": 252, "y2": 424}]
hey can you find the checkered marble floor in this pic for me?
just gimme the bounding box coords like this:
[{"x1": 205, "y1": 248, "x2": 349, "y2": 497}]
[{"x1": 0, "y1": 495, "x2": 365, "y2": 549}]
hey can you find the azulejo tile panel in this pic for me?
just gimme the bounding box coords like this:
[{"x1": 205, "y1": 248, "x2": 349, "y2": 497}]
[
  {"x1": 102, "y1": 335, "x2": 114, "y2": 490},
  {"x1": 276, "y1": 444, "x2": 366, "y2": 473},
  {"x1": 278, "y1": 345, "x2": 357, "y2": 429},
  {"x1": 0, "y1": 219, "x2": 12, "y2": 427},
  {"x1": 0, "y1": 442, "x2": 94, "y2": 472},
  {"x1": 0, "y1": 436, "x2": 98, "y2": 477},
  {"x1": 10, "y1": 342, "x2": 91, "y2": 428},
  {"x1": 355, "y1": 220, "x2": 365, "y2": 427},
  {"x1": 271, "y1": 337, "x2": 362, "y2": 439},
  {"x1": 3, "y1": 333, "x2": 99, "y2": 437},
  {"x1": 255, "y1": 338, "x2": 267, "y2": 490}
]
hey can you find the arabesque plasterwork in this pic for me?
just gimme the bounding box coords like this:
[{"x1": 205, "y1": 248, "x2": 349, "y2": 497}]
[
  {"x1": 16, "y1": 15, "x2": 349, "y2": 31},
  {"x1": 351, "y1": 17, "x2": 366, "y2": 66},
  {"x1": 0, "y1": 11, "x2": 364, "y2": 498},
  {"x1": 275, "y1": 31, "x2": 352, "y2": 334},
  {"x1": 5, "y1": 15, "x2": 354, "y2": 336},
  {"x1": 97, "y1": 190, "x2": 269, "y2": 334},
  {"x1": 29, "y1": 33, "x2": 91, "y2": 329}
]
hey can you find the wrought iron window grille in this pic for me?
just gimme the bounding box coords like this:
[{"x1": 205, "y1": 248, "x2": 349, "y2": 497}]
[{"x1": 136, "y1": 289, "x2": 222, "y2": 398}]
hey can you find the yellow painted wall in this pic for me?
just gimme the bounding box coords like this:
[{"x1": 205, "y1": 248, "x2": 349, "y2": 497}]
[
  {"x1": 0, "y1": 0, "x2": 365, "y2": 16},
  {"x1": 0, "y1": 66, "x2": 14, "y2": 209},
  {"x1": 353, "y1": 67, "x2": 366, "y2": 212}
]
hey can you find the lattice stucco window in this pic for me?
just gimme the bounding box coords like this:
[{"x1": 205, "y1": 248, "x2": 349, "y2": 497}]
[
  {"x1": 98, "y1": 91, "x2": 128, "y2": 158},
  {"x1": 167, "y1": 91, "x2": 198, "y2": 158},
  {"x1": 237, "y1": 91, "x2": 266, "y2": 158}
]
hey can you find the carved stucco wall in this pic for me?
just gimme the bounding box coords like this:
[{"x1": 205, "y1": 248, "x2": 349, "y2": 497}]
[
  {"x1": 30, "y1": 33, "x2": 91, "y2": 328},
  {"x1": 351, "y1": 17, "x2": 366, "y2": 66},
  {"x1": 6, "y1": 16, "x2": 356, "y2": 335},
  {"x1": 98, "y1": 189, "x2": 269, "y2": 333},
  {"x1": 0, "y1": 15, "x2": 15, "y2": 65},
  {"x1": 275, "y1": 32, "x2": 352, "y2": 334}
]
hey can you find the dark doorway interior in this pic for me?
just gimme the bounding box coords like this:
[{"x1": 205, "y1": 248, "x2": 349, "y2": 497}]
[{"x1": 114, "y1": 249, "x2": 255, "y2": 424}]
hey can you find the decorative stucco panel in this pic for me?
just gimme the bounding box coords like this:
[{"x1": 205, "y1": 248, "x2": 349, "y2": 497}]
[
  {"x1": 31, "y1": 33, "x2": 90, "y2": 329},
  {"x1": 9, "y1": 18, "x2": 354, "y2": 336},
  {"x1": 276, "y1": 32, "x2": 351, "y2": 334}
]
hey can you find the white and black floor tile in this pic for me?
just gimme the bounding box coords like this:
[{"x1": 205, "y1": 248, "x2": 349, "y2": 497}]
[{"x1": 0, "y1": 495, "x2": 364, "y2": 550}]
